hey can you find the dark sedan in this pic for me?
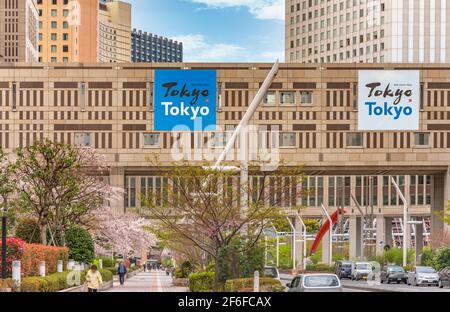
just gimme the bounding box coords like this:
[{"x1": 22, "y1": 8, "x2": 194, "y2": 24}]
[
  {"x1": 438, "y1": 267, "x2": 450, "y2": 288},
  {"x1": 380, "y1": 265, "x2": 407, "y2": 284}
]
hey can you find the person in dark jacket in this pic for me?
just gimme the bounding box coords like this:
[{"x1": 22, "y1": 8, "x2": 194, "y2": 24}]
[{"x1": 117, "y1": 262, "x2": 127, "y2": 285}]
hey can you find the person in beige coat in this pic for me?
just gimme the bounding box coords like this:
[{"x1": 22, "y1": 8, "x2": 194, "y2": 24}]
[{"x1": 85, "y1": 265, "x2": 103, "y2": 292}]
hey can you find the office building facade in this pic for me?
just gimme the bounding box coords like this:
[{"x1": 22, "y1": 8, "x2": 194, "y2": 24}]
[
  {"x1": 131, "y1": 28, "x2": 183, "y2": 63},
  {"x1": 0, "y1": 0, "x2": 39, "y2": 63},
  {"x1": 0, "y1": 62, "x2": 449, "y2": 258},
  {"x1": 98, "y1": 0, "x2": 131, "y2": 63},
  {"x1": 285, "y1": 0, "x2": 450, "y2": 63},
  {"x1": 36, "y1": 0, "x2": 98, "y2": 63}
]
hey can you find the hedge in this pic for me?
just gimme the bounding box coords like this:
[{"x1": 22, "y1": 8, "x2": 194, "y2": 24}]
[
  {"x1": 188, "y1": 272, "x2": 215, "y2": 292},
  {"x1": 0, "y1": 238, "x2": 68, "y2": 277},
  {"x1": 224, "y1": 278, "x2": 284, "y2": 292},
  {"x1": 103, "y1": 267, "x2": 118, "y2": 276},
  {"x1": 21, "y1": 269, "x2": 113, "y2": 292},
  {"x1": 305, "y1": 264, "x2": 334, "y2": 273},
  {"x1": 22, "y1": 244, "x2": 69, "y2": 276}
]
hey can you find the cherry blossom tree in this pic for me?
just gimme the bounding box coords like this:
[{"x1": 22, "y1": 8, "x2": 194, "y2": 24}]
[{"x1": 89, "y1": 206, "x2": 156, "y2": 257}]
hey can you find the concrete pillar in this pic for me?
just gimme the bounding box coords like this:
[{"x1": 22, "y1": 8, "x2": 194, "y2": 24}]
[
  {"x1": 349, "y1": 216, "x2": 362, "y2": 260},
  {"x1": 376, "y1": 216, "x2": 385, "y2": 256},
  {"x1": 39, "y1": 261, "x2": 46, "y2": 277},
  {"x1": 12, "y1": 261, "x2": 21, "y2": 285},
  {"x1": 415, "y1": 222, "x2": 424, "y2": 265},
  {"x1": 67, "y1": 259, "x2": 75, "y2": 270},
  {"x1": 294, "y1": 217, "x2": 304, "y2": 268},
  {"x1": 385, "y1": 217, "x2": 393, "y2": 249},
  {"x1": 110, "y1": 167, "x2": 125, "y2": 212},
  {"x1": 322, "y1": 219, "x2": 332, "y2": 265},
  {"x1": 57, "y1": 260, "x2": 63, "y2": 273},
  {"x1": 431, "y1": 170, "x2": 450, "y2": 236}
]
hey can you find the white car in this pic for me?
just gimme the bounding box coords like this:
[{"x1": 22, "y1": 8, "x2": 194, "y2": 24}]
[
  {"x1": 287, "y1": 274, "x2": 342, "y2": 292},
  {"x1": 351, "y1": 262, "x2": 373, "y2": 281},
  {"x1": 407, "y1": 266, "x2": 440, "y2": 287},
  {"x1": 264, "y1": 266, "x2": 280, "y2": 281}
]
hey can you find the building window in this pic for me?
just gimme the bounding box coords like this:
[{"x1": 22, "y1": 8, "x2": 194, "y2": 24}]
[
  {"x1": 414, "y1": 133, "x2": 430, "y2": 147},
  {"x1": 51, "y1": 33, "x2": 57, "y2": 41},
  {"x1": 74, "y1": 133, "x2": 92, "y2": 147},
  {"x1": 346, "y1": 133, "x2": 363, "y2": 147},
  {"x1": 279, "y1": 132, "x2": 296, "y2": 147},
  {"x1": 280, "y1": 92, "x2": 295, "y2": 105},
  {"x1": 263, "y1": 91, "x2": 276, "y2": 105},
  {"x1": 210, "y1": 132, "x2": 227, "y2": 148},
  {"x1": 51, "y1": 21, "x2": 57, "y2": 29},
  {"x1": 143, "y1": 133, "x2": 160, "y2": 147},
  {"x1": 300, "y1": 91, "x2": 313, "y2": 105}
]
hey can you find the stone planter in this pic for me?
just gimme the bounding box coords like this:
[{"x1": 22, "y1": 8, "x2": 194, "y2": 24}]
[{"x1": 172, "y1": 278, "x2": 189, "y2": 287}]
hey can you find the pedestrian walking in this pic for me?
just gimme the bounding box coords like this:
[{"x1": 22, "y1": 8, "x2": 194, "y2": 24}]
[
  {"x1": 117, "y1": 262, "x2": 127, "y2": 285},
  {"x1": 85, "y1": 265, "x2": 103, "y2": 293}
]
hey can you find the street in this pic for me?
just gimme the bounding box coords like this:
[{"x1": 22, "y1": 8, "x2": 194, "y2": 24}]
[
  {"x1": 280, "y1": 273, "x2": 450, "y2": 293},
  {"x1": 107, "y1": 270, "x2": 188, "y2": 292}
]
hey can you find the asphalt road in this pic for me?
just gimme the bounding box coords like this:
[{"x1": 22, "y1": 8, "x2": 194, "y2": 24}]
[{"x1": 280, "y1": 273, "x2": 450, "y2": 293}]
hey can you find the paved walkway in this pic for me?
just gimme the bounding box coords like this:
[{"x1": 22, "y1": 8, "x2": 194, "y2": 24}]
[{"x1": 107, "y1": 270, "x2": 188, "y2": 292}]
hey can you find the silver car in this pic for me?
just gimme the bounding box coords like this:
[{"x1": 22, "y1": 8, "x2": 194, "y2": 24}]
[
  {"x1": 286, "y1": 274, "x2": 342, "y2": 292},
  {"x1": 351, "y1": 262, "x2": 373, "y2": 281},
  {"x1": 407, "y1": 266, "x2": 439, "y2": 287}
]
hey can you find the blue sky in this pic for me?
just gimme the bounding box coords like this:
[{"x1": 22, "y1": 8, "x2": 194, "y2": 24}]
[{"x1": 125, "y1": 0, "x2": 285, "y2": 62}]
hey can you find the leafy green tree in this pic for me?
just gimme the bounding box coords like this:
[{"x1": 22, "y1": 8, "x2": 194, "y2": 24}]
[
  {"x1": 14, "y1": 139, "x2": 114, "y2": 245},
  {"x1": 65, "y1": 225, "x2": 95, "y2": 264},
  {"x1": 432, "y1": 247, "x2": 450, "y2": 271}
]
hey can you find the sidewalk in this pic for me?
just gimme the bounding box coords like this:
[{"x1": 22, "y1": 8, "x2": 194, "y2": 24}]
[{"x1": 106, "y1": 270, "x2": 188, "y2": 292}]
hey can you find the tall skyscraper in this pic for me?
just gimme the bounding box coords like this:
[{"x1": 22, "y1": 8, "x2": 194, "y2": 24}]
[
  {"x1": 98, "y1": 0, "x2": 132, "y2": 63},
  {"x1": 0, "y1": 0, "x2": 39, "y2": 63},
  {"x1": 285, "y1": 0, "x2": 450, "y2": 63},
  {"x1": 36, "y1": 0, "x2": 98, "y2": 63},
  {"x1": 131, "y1": 29, "x2": 183, "y2": 63}
]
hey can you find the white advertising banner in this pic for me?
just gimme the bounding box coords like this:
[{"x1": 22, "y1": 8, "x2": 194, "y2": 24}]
[{"x1": 358, "y1": 70, "x2": 420, "y2": 131}]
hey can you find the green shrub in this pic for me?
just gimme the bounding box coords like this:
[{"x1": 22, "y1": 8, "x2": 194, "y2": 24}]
[
  {"x1": 188, "y1": 272, "x2": 215, "y2": 292},
  {"x1": 99, "y1": 257, "x2": 116, "y2": 268},
  {"x1": 98, "y1": 269, "x2": 113, "y2": 282},
  {"x1": 21, "y1": 272, "x2": 69, "y2": 292},
  {"x1": 65, "y1": 226, "x2": 95, "y2": 264},
  {"x1": 224, "y1": 278, "x2": 284, "y2": 292},
  {"x1": 432, "y1": 247, "x2": 450, "y2": 271},
  {"x1": 103, "y1": 267, "x2": 117, "y2": 276},
  {"x1": 421, "y1": 247, "x2": 435, "y2": 266},
  {"x1": 305, "y1": 263, "x2": 334, "y2": 272},
  {"x1": 174, "y1": 260, "x2": 194, "y2": 278}
]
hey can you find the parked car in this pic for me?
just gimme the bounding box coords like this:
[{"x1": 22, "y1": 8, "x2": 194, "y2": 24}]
[
  {"x1": 334, "y1": 261, "x2": 353, "y2": 279},
  {"x1": 407, "y1": 266, "x2": 439, "y2": 287},
  {"x1": 438, "y1": 266, "x2": 450, "y2": 288},
  {"x1": 286, "y1": 274, "x2": 342, "y2": 292},
  {"x1": 263, "y1": 266, "x2": 280, "y2": 281},
  {"x1": 380, "y1": 265, "x2": 407, "y2": 284},
  {"x1": 351, "y1": 262, "x2": 373, "y2": 281}
]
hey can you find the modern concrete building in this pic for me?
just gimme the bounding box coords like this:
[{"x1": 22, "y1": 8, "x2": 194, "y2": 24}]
[
  {"x1": 285, "y1": 0, "x2": 450, "y2": 63},
  {"x1": 131, "y1": 29, "x2": 183, "y2": 63},
  {"x1": 98, "y1": 0, "x2": 131, "y2": 63},
  {"x1": 0, "y1": 62, "x2": 449, "y2": 261},
  {"x1": 36, "y1": 0, "x2": 98, "y2": 63},
  {"x1": 0, "y1": 0, "x2": 39, "y2": 63}
]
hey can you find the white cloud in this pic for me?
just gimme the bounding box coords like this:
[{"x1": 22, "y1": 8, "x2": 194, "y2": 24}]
[
  {"x1": 172, "y1": 34, "x2": 247, "y2": 62},
  {"x1": 189, "y1": 0, "x2": 285, "y2": 20}
]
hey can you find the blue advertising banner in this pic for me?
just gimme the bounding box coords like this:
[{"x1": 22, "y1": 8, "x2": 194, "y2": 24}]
[{"x1": 154, "y1": 70, "x2": 217, "y2": 131}]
